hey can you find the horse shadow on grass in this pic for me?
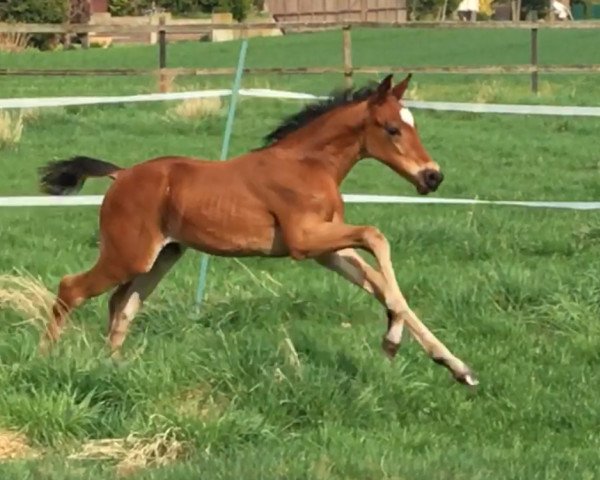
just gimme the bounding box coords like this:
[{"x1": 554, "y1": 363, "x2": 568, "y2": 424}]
[{"x1": 128, "y1": 291, "x2": 376, "y2": 380}]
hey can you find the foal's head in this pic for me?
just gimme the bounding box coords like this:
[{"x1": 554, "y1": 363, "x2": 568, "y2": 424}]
[{"x1": 363, "y1": 74, "x2": 442, "y2": 195}]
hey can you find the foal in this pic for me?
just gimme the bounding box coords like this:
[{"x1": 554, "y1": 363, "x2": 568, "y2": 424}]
[{"x1": 38, "y1": 74, "x2": 477, "y2": 386}]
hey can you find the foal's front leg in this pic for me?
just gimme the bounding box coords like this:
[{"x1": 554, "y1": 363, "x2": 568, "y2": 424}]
[
  {"x1": 316, "y1": 248, "x2": 405, "y2": 351},
  {"x1": 284, "y1": 219, "x2": 477, "y2": 386}
]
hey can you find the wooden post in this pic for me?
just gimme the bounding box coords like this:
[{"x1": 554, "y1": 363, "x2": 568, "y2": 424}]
[
  {"x1": 158, "y1": 15, "x2": 168, "y2": 92},
  {"x1": 342, "y1": 25, "x2": 353, "y2": 89},
  {"x1": 548, "y1": 0, "x2": 556, "y2": 22},
  {"x1": 530, "y1": 12, "x2": 539, "y2": 94},
  {"x1": 361, "y1": 0, "x2": 368, "y2": 21},
  {"x1": 412, "y1": 0, "x2": 419, "y2": 20},
  {"x1": 63, "y1": 21, "x2": 71, "y2": 49},
  {"x1": 441, "y1": 0, "x2": 449, "y2": 21}
]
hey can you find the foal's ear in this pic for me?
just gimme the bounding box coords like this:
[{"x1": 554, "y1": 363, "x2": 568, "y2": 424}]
[
  {"x1": 391, "y1": 73, "x2": 412, "y2": 100},
  {"x1": 369, "y1": 74, "x2": 394, "y2": 105}
]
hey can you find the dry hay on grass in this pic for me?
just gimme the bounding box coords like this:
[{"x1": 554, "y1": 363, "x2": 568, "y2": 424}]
[
  {"x1": 473, "y1": 79, "x2": 555, "y2": 103},
  {"x1": 0, "y1": 33, "x2": 30, "y2": 53},
  {"x1": 0, "y1": 111, "x2": 24, "y2": 149},
  {"x1": 0, "y1": 108, "x2": 41, "y2": 150},
  {"x1": 0, "y1": 430, "x2": 39, "y2": 460},
  {"x1": 0, "y1": 273, "x2": 55, "y2": 329},
  {"x1": 167, "y1": 96, "x2": 223, "y2": 120},
  {"x1": 20, "y1": 108, "x2": 40, "y2": 123},
  {"x1": 406, "y1": 82, "x2": 422, "y2": 101},
  {"x1": 68, "y1": 429, "x2": 185, "y2": 476}
]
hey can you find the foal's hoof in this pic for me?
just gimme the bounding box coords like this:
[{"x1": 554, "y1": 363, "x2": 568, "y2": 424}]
[
  {"x1": 381, "y1": 336, "x2": 400, "y2": 359},
  {"x1": 454, "y1": 369, "x2": 479, "y2": 387},
  {"x1": 109, "y1": 348, "x2": 123, "y2": 361},
  {"x1": 38, "y1": 338, "x2": 52, "y2": 356}
]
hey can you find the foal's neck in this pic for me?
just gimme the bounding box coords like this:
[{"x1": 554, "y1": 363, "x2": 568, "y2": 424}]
[{"x1": 274, "y1": 101, "x2": 367, "y2": 185}]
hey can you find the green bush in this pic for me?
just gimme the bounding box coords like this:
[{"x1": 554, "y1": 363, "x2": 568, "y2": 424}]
[
  {"x1": 0, "y1": 0, "x2": 68, "y2": 23},
  {"x1": 108, "y1": 0, "x2": 141, "y2": 16},
  {"x1": 0, "y1": 0, "x2": 68, "y2": 50},
  {"x1": 229, "y1": 0, "x2": 252, "y2": 21},
  {"x1": 109, "y1": 0, "x2": 174, "y2": 16},
  {"x1": 108, "y1": 0, "x2": 253, "y2": 21},
  {"x1": 408, "y1": 0, "x2": 460, "y2": 19},
  {"x1": 197, "y1": 0, "x2": 220, "y2": 10}
]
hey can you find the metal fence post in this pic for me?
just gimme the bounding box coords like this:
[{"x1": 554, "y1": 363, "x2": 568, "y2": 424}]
[
  {"x1": 530, "y1": 11, "x2": 539, "y2": 94},
  {"x1": 342, "y1": 25, "x2": 353, "y2": 89}
]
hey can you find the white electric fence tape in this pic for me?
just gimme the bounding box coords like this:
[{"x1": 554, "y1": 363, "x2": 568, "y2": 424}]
[
  {"x1": 1, "y1": 195, "x2": 599, "y2": 210},
  {"x1": 1, "y1": 88, "x2": 599, "y2": 209},
  {"x1": 3, "y1": 88, "x2": 600, "y2": 117}
]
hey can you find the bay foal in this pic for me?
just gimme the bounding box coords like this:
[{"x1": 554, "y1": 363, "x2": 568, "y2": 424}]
[{"x1": 38, "y1": 74, "x2": 477, "y2": 386}]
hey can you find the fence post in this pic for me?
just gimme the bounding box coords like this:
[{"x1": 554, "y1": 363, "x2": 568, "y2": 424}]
[
  {"x1": 81, "y1": 30, "x2": 90, "y2": 49},
  {"x1": 342, "y1": 25, "x2": 353, "y2": 89},
  {"x1": 511, "y1": 0, "x2": 523, "y2": 22},
  {"x1": 530, "y1": 12, "x2": 538, "y2": 94},
  {"x1": 158, "y1": 15, "x2": 168, "y2": 92},
  {"x1": 195, "y1": 39, "x2": 249, "y2": 308}
]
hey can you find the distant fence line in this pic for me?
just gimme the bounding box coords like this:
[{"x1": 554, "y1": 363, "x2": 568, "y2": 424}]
[
  {"x1": 1, "y1": 20, "x2": 600, "y2": 94},
  {"x1": 4, "y1": 87, "x2": 600, "y2": 117},
  {"x1": 2, "y1": 64, "x2": 600, "y2": 77},
  {"x1": 2, "y1": 20, "x2": 600, "y2": 33}
]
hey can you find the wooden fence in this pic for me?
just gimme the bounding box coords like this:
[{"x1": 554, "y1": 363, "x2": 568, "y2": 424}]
[
  {"x1": 1, "y1": 20, "x2": 600, "y2": 94},
  {"x1": 265, "y1": 0, "x2": 407, "y2": 23}
]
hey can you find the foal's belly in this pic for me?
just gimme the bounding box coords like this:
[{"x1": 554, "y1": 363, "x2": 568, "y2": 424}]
[
  {"x1": 176, "y1": 222, "x2": 288, "y2": 258},
  {"x1": 166, "y1": 189, "x2": 288, "y2": 258}
]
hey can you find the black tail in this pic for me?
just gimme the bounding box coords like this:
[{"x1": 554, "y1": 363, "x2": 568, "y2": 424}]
[{"x1": 38, "y1": 156, "x2": 122, "y2": 196}]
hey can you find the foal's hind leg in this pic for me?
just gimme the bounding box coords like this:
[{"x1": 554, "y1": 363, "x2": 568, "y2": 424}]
[
  {"x1": 40, "y1": 232, "x2": 169, "y2": 354},
  {"x1": 108, "y1": 243, "x2": 184, "y2": 355},
  {"x1": 40, "y1": 262, "x2": 124, "y2": 353}
]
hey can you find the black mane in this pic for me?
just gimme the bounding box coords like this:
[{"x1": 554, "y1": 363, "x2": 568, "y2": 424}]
[{"x1": 262, "y1": 81, "x2": 379, "y2": 146}]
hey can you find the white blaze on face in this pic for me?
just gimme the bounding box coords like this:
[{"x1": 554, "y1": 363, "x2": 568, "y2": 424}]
[{"x1": 399, "y1": 106, "x2": 415, "y2": 128}]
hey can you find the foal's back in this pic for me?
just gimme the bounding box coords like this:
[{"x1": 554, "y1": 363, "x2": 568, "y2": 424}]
[{"x1": 101, "y1": 152, "x2": 320, "y2": 257}]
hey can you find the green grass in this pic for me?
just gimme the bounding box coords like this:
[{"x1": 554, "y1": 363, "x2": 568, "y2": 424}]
[
  {"x1": 1, "y1": 27, "x2": 599, "y2": 103},
  {"x1": 0, "y1": 28, "x2": 600, "y2": 479}
]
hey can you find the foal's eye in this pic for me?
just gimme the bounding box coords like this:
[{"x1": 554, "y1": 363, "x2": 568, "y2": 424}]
[{"x1": 385, "y1": 125, "x2": 399, "y2": 136}]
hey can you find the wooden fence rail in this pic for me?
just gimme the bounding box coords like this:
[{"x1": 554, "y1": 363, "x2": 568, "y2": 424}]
[
  {"x1": 1, "y1": 20, "x2": 600, "y2": 95},
  {"x1": 2, "y1": 65, "x2": 600, "y2": 77},
  {"x1": 2, "y1": 20, "x2": 600, "y2": 33}
]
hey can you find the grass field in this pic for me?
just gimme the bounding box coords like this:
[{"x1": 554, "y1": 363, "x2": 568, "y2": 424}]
[{"x1": 0, "y1": 28, "x2": 600, "y2": 479}]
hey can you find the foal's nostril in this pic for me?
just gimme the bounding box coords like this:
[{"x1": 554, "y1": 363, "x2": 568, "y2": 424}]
[{"x1": 424, "y1": 170, "x2": 443, "y2": 189}]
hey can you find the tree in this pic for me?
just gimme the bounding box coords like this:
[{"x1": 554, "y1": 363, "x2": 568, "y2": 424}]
[{"x1": 409, "y1": 0, "x2": 461, "y2": 19}]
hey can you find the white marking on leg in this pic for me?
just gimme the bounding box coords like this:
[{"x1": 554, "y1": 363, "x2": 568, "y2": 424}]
[
  {"x1": 122, "y1": 292, "x2": 141, "y2": 319},
  {"x1": 386, "y1": 320, "x2": 404, "y2": 344},
  {"x1": 144, "y1": 237, "x2": 175, "y2": 271}
]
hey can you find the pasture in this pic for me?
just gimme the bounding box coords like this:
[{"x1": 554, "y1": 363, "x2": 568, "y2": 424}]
[{"x1": 0, "y1": 27, "x2": 600, "y2": 479}]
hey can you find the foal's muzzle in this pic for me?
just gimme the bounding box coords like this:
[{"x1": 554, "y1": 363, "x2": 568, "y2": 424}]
[{"x1": 417, "y1": 169, "x2": 444, "y2": 194}]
